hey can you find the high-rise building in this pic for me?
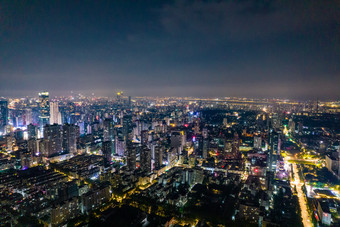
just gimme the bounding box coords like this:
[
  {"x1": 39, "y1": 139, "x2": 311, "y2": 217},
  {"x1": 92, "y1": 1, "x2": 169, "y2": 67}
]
[
  {"x1": 232, "y1": 132, "x2": 240, "y2": 158},
  {"x1": 44, "y1": 124, "x2": 62, "y2": 157},
  {"x1": 202, "y1": 128, "x2": 208, "y2": 139},
  {"x1": 27, "y1": 138, "x2": 38, "y2": 154},
  {"x1": 115, "y1": 138, "x2": 125, "y2": 156},
  {"x1": 140, "y1": 146, "x2": 151, "y2": 173},
  {"x1": 62, "y1": 124, "x2": 78, "y2": 154},
  {"x1": 288, "y1": 119, "x2": 295, "y2": 134},
  {"x1": 254, "y1": 136, "x2": 262, "y2": 149},
  {"x1": 24, "y1": 108, "x2": 33, "y2": 126},
  {"x1": 39, "y1": 92, "x2": 50, "y2": 126},
  {"x1": 126, "y1": 142, "x2": 137, "y2": 171},
  {"x1": 154, "y1": 146, "x2": 163, "y2": 170},
  {"x1": 223, "y1": 118, "x2": 228, "y2": 127},
  {"x1": 103, "y1": 118, "x2": 114, "y2": 142},
  {"x1": 202, "y1": 139, "x2": 209, "y2": 159},
  {"x1": 102, "y1": 141, "x2": 112, "y2": 162},
  {"x1": 27, "y1": 124, "x2": 37, "y2": 140},
  {"x1": 50, "y1": 101, "x2": 62, "y2": 125},
  {"x1": 0, "y1": 100, "x2": 8, "y2": 134},
  {"x1": 171, "y1": 131, "x2": 181, "y2": 149}
]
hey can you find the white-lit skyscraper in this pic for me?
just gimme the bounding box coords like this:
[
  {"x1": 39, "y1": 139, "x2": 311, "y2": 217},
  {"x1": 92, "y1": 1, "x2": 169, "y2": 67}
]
[{"x1": 50, "y1": 101, "x2": 62, "y2": 125}]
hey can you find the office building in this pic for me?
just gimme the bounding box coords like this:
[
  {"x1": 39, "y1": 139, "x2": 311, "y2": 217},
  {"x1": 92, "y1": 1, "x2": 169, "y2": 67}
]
[
  {"x1": 39, "y1": 92, "x2": 50, "y2": 126},
  {"x1": 44, "y1": 124, "x2": 63, "y2": 157},
  {"x1": 154, "y1": 146, "x2": 163, "y2": 170},
  {"x1": 140, "y1": 146, "x2": 151, "y2": 173},
  {"x1": 62, "y1": 124, "x2": 78, "y2": 154},
  {"x1": 254, "y1": 136, "x2": 262, "y2": 149},
  {"x1": 50, "y1": 101, "x2": 62, "y2": 125},
  {"x1": 27, "y1": 124, "x2": 38, "y2": 140},
  {"x1": 0, "y1": 100, "x2": 8, "y2": 134},
  {"x1": 102, "y1": 141, "x2": 112, "y2": 162},
  {"x1": 103, "y1": 118, "x2": 114, "y2": 142},
  {"x1": 126, "y1": 142, "x2": 137, "y2": 171}
]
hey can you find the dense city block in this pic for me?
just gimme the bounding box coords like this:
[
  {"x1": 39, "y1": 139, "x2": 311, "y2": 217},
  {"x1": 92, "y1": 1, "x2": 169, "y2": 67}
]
[{"x1": 0, "y1": 94, "x2": 339, "y2": 226}]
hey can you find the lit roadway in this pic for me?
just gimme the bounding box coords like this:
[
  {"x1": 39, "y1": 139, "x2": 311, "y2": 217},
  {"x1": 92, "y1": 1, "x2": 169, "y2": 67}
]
[{"x1": 291, "y1": 162, "x2": 312, "y2": 227}]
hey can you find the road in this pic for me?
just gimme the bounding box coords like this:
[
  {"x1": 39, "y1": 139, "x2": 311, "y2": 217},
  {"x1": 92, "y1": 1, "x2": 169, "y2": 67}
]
[{"x1": 292, "y1": 163, "x2": 312, "y2": 227}]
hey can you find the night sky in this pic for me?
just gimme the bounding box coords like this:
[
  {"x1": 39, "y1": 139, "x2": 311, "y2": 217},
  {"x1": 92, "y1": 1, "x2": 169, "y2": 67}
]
[{"x1": 0, "y1": 0, "x2": 339, "y2": 99}]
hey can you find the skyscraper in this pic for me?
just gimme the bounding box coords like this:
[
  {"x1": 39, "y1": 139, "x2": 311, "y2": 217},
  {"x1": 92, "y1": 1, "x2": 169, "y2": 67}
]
[
  {"x1": 126, "y1": 142, "x2": 137, "y2": 171},
  {"x1": 27, "y1": 124, "x2": 38, "y2": 140},
  {"x1": 50, "y1": 101, "x2": 62, "y2": 125},
  {"x1": 140, "y1": 146, "x2": 151, "y2": 173},
  {"x1": 202, "y1": 139, "x2": 208, "y2": 159},
  {"x1": 254, "y1": 136, "x2": 262, "y2": 149},
  {"x1": 103, "y1": 118, "x2": 114, "y2": 142},
  {"x1": 0, "y1": 100, "x2": 8, "y2": 134},
  {"x1": 154, "y1": 146, "x2": 163, "y2": 170},
  {"x1": 44, "y1": 124, "x2": 62, "y2": 157},
  {"x1": 39, "y1": 92, "x2": 50, "y2": 127},
  {"x1": 232, "y1": 132, "x2": 240, "y2": 158},
  {"x1": 102, "y1": 141, "x2": 112, "y2": 162},
  {"x1": 24, "y1": 108, "x2": 33, "y2": 126},
  {"x1": 62, "y1": 124, "x2": 78, "y2": 154}
]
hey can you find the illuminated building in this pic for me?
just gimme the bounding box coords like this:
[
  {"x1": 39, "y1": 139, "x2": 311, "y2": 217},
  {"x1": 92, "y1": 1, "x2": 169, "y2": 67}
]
[
  {"x1": 116, "y1": 91, "x2": 123, "y2": 104},
  {"x1": 254, "y1": 136, "x2": 262, "y2": 149},
  {"x1": 102, "y1": 141, "x2": 112, "y2": 162},
  {"x1": 51, "y1": 197, "x2": 80, "y2": 226},
  {"x1": 62, "y1": 124, "x2": 78, "y2": 154},
  {"x1": 223, "y1": 118, "x2": 228, "y2": 127},
  {"x1": 126, "y1": 142, "x2": 137, "y2": 171},
  {"x1": 317, "y1": 200, "x2": 332, "y2": 226},
  {"x1": 27, "y1": 138, "x2": 38, "y2": 154},
  {"x1": 44, "y1": 124, "x2": 63, "y2": 157},
  {"x1": 39, "y1": 92, "x2": 50, "y2": 126},
  {"x1": 154, "y1": 145, "x2": 163, "y2": 170},
  {"x1": 50, "y1": 101, "x2": 62, "y2": 125},
  {"x1": 202, "y1": 139, "x2": 208, "y2": 159},
  {"x1": 325, "y1": 152, "x2": 340, "y2": 178},
  {"x1": 103, "y1": 118, "x2": 114, "y2": 142},
  {"x1": 0, "y1": 100, "x2": 8, "y2": 134},
  {"x1": 27, "y1": 123, "x2": 38, "y2": 140},
  {"x1": 81, "y1": 184, "x2": 110, "y2": 213},
  {"x1": 232, "y1": 132, "x2": 240, "y2": 158},
  {"x1": 140, "y1": 146, "x2": 151, "y2": 173},
  {"x1": 202, "y1": 127, "x2": 208, "y2": 139},
  {"x1": 170, "y1": 131, "x2": 181, "y2": 149},
  {"x1": 24, "y1": 108, "x2": 33, "y2": 126}
]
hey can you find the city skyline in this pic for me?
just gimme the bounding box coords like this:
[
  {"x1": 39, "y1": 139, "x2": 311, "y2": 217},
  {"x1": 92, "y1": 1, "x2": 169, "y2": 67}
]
[
  {"x1": 0, "y1": 1, "x2": 339, "y2": 226},
  {"x1": 1, "y1": 0, "x2": 340, "y2": 99}
]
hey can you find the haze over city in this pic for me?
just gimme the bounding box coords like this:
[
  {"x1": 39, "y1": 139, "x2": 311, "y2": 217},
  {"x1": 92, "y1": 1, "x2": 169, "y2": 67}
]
[{"x1": 1, "y1": 0, "x2": 339, "y2": 99}]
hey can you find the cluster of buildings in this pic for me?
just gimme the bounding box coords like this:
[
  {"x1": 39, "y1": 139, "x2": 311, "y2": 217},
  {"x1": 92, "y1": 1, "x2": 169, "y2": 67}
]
[{"x1": 0, "y1": 93, "x2": 339, "y2": 226}]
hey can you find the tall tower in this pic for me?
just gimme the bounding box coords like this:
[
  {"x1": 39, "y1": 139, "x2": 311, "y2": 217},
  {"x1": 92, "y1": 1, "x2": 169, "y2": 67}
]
[
  {"x1": 140, "y1": 146, "x2": 151, "y2": 173},
  {"x1": 0, "y1": 100, "x2": 8, "y2": 134},
  {"x1": 103, "y1": 118, "x2": 114, "y2": 142},
  {"x1": 126, "y1": 142, "x2": 137, "y2": 171},
  {"x1": 102, "y1": 141, "x2": 112, "y2": 162},
  {"x1": 154, "y1": 146, "x2": 163, "y2": 170},
  {"x1": 39, "y1": 92, "x2": 50, "y2": 127},
  {"x1": 202, "y1": 139, "x2": 209, "y2": 159},
  {"x1": 232, "y1": 132, "x2": 240, "y2": 158},
  {"x1": 50, "y1": 101, "x2": 62, "y2": 125}
]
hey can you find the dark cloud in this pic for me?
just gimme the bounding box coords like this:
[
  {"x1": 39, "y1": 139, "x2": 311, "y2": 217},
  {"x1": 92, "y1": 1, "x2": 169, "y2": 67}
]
[{"x1": 0, "y1": 0, "x2": 339, "y2": 99}]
